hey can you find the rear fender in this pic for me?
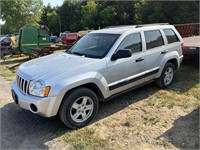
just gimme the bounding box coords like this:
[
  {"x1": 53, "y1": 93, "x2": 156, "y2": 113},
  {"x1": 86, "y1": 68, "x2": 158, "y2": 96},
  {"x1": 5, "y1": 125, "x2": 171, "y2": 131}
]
[{"x1": 156, "y1": 51, "x2": 179, "y2": 78}]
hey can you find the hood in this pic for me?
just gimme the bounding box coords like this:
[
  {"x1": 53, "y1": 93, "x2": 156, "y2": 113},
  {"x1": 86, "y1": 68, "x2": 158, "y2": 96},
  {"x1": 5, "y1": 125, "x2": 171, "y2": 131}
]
[{"x1": 19, "y1": 52, "x2": 102, "y2": 80}]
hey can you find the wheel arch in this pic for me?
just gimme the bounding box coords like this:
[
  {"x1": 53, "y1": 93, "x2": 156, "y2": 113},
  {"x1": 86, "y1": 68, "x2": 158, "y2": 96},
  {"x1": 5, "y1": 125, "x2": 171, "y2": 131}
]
[
  {"x1": 64, "y1": 83, "x2": 105, "y2": 101},
  {"x1": 57, "y1": 82, "x2": 105, "y2": 116},
  {"x1": 166, "y1": 58, "x2": 178, "y2": 70}
]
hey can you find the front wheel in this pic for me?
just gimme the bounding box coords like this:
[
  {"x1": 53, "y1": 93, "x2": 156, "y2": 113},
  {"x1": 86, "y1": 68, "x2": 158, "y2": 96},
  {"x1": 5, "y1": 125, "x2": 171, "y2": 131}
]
[
  {"x1": 156, "y1": 62, "x2": 175, "y2": 88},
  {"x1": 59, "y1": 87, "x2": 99, "y2": 129}
]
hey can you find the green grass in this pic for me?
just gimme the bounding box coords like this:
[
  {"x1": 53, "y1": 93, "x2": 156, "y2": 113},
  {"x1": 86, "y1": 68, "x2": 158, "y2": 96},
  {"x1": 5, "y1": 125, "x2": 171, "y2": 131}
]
[
  {"x1": 148, "y1": 89, "x2": 199, "y2": 108},
  {"x1": 156, "y1": 137, "x2": 173, "y2": 149},
  {"x1": 0, "y1": 65, "x2": 16, "y2": 82},
  {"x1": 142, "y1": 114, "x2": 160, "y2": 126},
  {"x1": 148, "y1": 64, "x2": 200, "y2": 109},
  {"x1": 0, "y1": 55, "x2": 28, "y2": 82},
  {"x1": 63, "y1": 127, "x2": 108, "y2": 150}
]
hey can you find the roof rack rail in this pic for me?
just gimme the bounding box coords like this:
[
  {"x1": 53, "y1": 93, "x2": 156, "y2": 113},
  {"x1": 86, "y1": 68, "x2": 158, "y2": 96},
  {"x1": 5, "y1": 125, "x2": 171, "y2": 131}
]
[
  {"x1": 135, "y1": 23, "x2": 169, "y2": 28},
  {"x1": 104, "y1": 25, "x2": 135, "y2": 29}
]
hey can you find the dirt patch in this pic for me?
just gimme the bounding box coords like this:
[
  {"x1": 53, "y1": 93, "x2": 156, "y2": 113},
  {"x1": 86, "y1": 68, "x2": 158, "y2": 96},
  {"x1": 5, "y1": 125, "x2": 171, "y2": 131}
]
[{"x1": 0, "y1": 77, "x2": 12, "y2": 106}]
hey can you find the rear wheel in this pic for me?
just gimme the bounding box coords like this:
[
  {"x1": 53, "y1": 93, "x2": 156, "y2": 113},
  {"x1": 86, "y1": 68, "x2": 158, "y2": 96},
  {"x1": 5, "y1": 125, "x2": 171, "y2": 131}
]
[
  {"x1": 156, "y1": 62, "x2": 175, "y2": 88},
  {"x1": 59, "y1": 87, "x2": 99, "y2": 129}
]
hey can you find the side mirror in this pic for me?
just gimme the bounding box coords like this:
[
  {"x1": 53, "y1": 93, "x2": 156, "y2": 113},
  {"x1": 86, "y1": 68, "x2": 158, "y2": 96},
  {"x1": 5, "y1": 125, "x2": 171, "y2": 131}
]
[{"x1": 111, "y1": 49, "x2": 132, "y2": 61}]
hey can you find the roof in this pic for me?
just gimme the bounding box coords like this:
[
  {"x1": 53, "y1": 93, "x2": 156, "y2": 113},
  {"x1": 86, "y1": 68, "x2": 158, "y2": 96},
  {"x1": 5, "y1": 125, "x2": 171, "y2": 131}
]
[
  {"x1": 90, "y1": 23, "x2": 173, "y2": 35},
  {"x1": 91, "y1": 26, "x2": 136, "y2": 34}
]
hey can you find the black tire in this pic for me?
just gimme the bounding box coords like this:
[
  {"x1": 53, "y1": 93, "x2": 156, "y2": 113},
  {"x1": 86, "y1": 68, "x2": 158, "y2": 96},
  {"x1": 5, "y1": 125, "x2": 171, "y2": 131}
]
[
  {"x1": 156, "y1": 62, "x2": 175, "y2": 88},
  {"x1": 29, "y1": 53, "x2": 38, "y2": 59},
  {"x1": 59, "y1": 87, "x2": 99, "y2": 129}
]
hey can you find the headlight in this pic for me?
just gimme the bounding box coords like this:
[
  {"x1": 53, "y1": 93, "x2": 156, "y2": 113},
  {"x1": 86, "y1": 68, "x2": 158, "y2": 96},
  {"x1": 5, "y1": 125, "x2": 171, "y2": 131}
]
[{"x1": 29, "y1": 80, "x2": 51, "y2": 97}]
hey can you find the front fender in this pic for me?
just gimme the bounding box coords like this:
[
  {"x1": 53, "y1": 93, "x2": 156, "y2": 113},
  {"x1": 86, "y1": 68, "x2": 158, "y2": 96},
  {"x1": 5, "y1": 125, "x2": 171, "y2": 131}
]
[
  {"x1": 46, "y1": 71, "x2": 109, "y2": 116},
  {"x1": 58, "y1": 72, "x2": 109, "y2": 98},
  {"x1": 49, "y1": 72, "x2": 109, "y2": 98}
]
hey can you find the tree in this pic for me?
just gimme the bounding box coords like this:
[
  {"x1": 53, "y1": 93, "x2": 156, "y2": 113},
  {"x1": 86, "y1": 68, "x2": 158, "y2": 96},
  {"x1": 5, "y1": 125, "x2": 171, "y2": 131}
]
[
  {"x1": 97, "y1": 1, "x2": 135, "y2": 28},
  {"x1": 0, "y1": 24, "x2": 9, "y2": 35},
  {"x1": 40, "y1": 3, "x2": 54, "y2": 26},
  {"x1": 1, "y1": 0, "x2": 43, "y2": 33},
  {"x1": 47, "y1": 11, "x2": 60, "y2": 36},
  {"x1": 134, "y1": 1, "x2": 199, "y2": 24},
  {"x1": 81, "y1": 1, "x2": 98, "y2": 30},
  {"x1": 57, "y1": 0, "x2": 83, "y2": 32},
  {"x1": 99, "y1": 6, "x2": 117, "y2": 27}
]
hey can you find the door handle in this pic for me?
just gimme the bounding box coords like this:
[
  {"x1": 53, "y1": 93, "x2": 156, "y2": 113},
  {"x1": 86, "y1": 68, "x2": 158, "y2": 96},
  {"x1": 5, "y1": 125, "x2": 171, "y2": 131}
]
[
  {"x1": 161, "y1": 50, "x2": 168, "y2": 54},
  {"x1": 136, "y1": 57, "x2": 144, "y2": 62}
]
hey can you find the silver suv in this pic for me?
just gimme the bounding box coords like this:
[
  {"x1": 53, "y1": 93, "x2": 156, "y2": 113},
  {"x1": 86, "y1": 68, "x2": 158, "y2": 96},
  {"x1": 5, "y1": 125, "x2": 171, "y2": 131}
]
[{"x1": 11, "y1": 24, "x2": 183, "y2": 128}]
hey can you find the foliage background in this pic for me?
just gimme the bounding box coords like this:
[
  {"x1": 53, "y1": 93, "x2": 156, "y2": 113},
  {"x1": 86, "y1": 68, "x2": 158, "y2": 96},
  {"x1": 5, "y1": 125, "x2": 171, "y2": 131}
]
[{"x1": 0, "y1": 0, "x2": 199, "y2": 36}]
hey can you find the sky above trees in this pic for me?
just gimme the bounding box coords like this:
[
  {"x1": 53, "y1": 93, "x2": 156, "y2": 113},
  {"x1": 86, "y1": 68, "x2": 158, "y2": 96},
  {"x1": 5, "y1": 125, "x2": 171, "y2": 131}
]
[{"x1": 43, "y1": 0, "x2": 63, "y2": 7}]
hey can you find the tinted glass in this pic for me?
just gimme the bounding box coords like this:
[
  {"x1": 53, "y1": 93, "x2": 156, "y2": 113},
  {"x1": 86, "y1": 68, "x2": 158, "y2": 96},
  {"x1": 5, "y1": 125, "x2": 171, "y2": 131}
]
[
  {"x1": 67, "y1": 33, "x2": 120, "y2": 58},
  {"x1": 144, "y1": 30, "x2": 164, "y2": 49},
  {"x1": 163, "y1": 29, "x2": 179, "y2": 44},
  {"x1": 117, "y1": 33, "x2": 142, "y2": 54}
]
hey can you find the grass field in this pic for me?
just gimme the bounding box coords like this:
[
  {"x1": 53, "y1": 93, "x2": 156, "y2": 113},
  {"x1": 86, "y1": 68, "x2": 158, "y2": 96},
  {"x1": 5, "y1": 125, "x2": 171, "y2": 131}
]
[{"x1": 0, "y1": 54, "x2": 199, "y2": 149}]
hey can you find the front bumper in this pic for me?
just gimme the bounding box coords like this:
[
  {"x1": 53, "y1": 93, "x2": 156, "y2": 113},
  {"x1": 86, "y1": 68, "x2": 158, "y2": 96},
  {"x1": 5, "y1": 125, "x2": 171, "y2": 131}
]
[{"x1": 11, "y1": 80, "x2": 59, "y2": 117}]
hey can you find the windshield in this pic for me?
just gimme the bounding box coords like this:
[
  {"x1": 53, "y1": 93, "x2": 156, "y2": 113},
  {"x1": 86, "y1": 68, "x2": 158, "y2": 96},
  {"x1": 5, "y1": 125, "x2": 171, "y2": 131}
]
[{"x1": 67, "y1": 33, "x2": 120, "y2": 58}]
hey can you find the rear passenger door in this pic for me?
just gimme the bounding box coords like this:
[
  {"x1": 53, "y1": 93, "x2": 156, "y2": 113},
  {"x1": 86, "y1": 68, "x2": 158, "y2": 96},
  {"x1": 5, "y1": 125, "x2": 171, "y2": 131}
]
[{"x1": 143, "y1": 30, "x2": 166, "y2": 81}]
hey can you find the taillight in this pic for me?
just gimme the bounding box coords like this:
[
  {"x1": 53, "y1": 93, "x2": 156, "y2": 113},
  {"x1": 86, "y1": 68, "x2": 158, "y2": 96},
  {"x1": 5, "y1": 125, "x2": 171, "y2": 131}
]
[{"x1": 181, "y1": 44, "x2": 189, "y2": 55}]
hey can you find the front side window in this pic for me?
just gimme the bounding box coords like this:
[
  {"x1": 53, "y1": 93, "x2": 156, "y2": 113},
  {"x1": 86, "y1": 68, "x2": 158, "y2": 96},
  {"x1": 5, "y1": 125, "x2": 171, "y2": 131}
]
[
  {"x1": 163, "y1": 29, "x2": 180, "y2": 44},
  {"x1": 144, "y1": 30, "x2": 164, "y2": 50},
  {"x1": 117, "y1": 33, "x2": 142, "y2": 54},
  {"x1": 67, "y1": 33, "x2": 120, "y2": 58}
]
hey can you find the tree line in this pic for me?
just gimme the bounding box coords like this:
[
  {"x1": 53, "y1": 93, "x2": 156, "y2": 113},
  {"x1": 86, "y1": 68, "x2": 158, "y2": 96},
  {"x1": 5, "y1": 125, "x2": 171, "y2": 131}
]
[{"x1": 1, "y1": 0, "x2": 199, "y2": 36}]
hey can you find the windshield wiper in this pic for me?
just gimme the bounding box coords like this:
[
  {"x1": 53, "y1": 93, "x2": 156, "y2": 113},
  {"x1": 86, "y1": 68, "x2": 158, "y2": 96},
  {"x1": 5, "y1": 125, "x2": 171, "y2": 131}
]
[{"x1": 71, "y1": 52, "x2": 85, "y2": 56}]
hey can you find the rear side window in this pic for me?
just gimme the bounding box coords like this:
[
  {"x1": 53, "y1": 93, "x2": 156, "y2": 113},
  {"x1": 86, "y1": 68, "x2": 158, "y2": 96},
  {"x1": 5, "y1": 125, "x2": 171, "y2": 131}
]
[
  {"x1": 144, "y1": 30, "x2": 164, "y2": 50},
  {"x1": 117, "y1": 33, "x2": 142, "y2": 54},
  {"x1": 163, "y1": 29, "x2": 180, "y2": 44}
]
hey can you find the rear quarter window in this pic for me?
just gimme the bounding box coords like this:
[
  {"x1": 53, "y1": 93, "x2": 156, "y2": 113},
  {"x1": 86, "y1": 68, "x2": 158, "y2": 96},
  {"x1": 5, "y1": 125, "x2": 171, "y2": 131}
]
[
  {"x1": 163, "y1": 29, "x2": 180, "y2": 44},
  {"x1": 144, "y1": 30, "x2": 164, "y2": 50}
]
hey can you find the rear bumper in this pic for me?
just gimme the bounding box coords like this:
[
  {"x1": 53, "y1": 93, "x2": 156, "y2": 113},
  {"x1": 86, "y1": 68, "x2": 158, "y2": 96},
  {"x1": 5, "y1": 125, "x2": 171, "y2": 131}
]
[{"x1": 11, "y1": 80, "x2": 59, "y2": 117}]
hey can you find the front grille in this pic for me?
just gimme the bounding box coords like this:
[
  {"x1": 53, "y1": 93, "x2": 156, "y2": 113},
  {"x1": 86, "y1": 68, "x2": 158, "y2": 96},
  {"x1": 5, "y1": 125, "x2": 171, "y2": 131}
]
[{"x1": 16, "y1": 74, "x2": 29, "y2": 94}]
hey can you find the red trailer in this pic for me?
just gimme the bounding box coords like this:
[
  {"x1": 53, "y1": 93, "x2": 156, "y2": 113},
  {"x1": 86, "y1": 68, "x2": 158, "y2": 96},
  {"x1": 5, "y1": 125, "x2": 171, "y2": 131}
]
[{"x1": 174, "y1": 23, "x2": 200, "y2": 56}]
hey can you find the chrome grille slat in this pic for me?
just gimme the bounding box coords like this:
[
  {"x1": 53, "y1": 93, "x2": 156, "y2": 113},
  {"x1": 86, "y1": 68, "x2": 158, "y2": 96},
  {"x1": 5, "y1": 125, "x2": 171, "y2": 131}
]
[
  {"x1": 16, "y1": 74, "x2": 29, "y2": 94},
  {"x1": 17, "y1": 75, "x2": 20, "y2": 87},
  {"x1": 18, "y1": 77, "x2": 20, "y2": 88},
  {"x1": 20, "y1": 78, "x2": 22, "y2": 91},
  {"x1": 26, "y1": 81, "x2": 29, "y2": 94},
  {"x1": 23, "y1": 80, "x2": 25, "y2": 92}
]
